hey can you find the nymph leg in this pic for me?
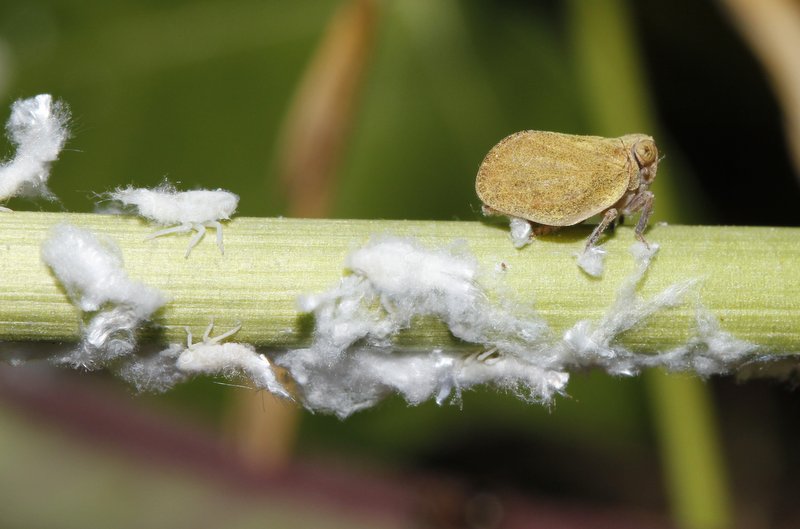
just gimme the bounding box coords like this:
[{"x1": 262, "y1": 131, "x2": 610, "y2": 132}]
[
  {"x1": 185, "y1": 224, "x2": 207, "y2": 258},
  {"x1": 146, "y1": 223, "x2": 192, "y2": 240},
  {"x1": 206, "y1": 322, "x2": 242, "y2": 344},
  {"x1": 208, "y1": 221, "x2": 224, "y2": 254}
]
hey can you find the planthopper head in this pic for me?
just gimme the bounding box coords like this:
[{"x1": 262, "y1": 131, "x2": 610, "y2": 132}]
[{"x1": 631, "y1": 137, "x2": 658, "y2": 185}]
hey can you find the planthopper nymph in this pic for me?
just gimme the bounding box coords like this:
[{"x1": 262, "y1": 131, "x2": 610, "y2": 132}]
[{"x1": 476, "y1": 131, "x2": 659, "y2": 250}]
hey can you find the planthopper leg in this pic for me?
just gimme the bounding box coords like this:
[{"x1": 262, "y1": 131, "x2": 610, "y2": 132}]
[
  {"x1": 623, "y1": 190, "x2": 655, "y2": 246},
  {"x1": 585, "y1": 208, "x2": 618, "y2": 251}
]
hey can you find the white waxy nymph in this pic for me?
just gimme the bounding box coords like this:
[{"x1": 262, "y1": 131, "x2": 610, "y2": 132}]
[
  {"x1": 177, "y1": 322, "x2": 290, "y2": 399},
  {"x1": 110, "y1": 183, "x2": 239, "y2": 258}
]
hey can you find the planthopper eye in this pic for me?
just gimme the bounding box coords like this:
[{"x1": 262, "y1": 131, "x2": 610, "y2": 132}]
[{"x1": 633, "y1": 139, "x2": 657, "y2": 166}]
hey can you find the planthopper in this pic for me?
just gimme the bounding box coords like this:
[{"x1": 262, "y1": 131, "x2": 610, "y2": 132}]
[{"x1": 476, "y1": 131, "x2": 659, "y2": 250}]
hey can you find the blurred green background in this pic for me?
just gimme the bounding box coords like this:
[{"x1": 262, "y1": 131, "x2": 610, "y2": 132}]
[{"x1": 1, "y1": 1, "x2": 800, "y2": 528}]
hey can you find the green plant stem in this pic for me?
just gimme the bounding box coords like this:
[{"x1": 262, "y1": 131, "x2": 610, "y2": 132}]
[{"x1": 1, "y1": 212, "x2": 799, "y2": 356}]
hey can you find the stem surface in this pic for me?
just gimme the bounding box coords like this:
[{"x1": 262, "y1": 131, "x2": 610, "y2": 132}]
[{"x1": 2, "y1": 212, "x2": 798, "y2": 354}]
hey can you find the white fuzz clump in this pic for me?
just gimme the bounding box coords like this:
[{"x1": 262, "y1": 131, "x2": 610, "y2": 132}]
[
  {"x1": 576, "y1": 244, "x2": 607, "y2": 277},
  {"x1": 0, "y1": 94, "x2": 70, "y2": 206},
  {"x1": 283, "y1": 347, "x2": 569, "y2": 418},
  {"x1": 508, "y1": 216, "x2": 533, "y2": 248},
  {"x1": 41, "y1": 224, "x2": 166, "y2": 314},
  {"x1": 117, "y1": 344, "x2": 188, "y2": 393},
  {"x1": 279, "y1": 237, "x2": 759, "y2": 417},
  {"x1": 41, "y1": 224, "x2": 167, "y2": 368},
  {"x1": 279, "y1": 237, "x2": 565, "y2": 418},
  {"x1": 642, "y1": 306, "x2": 760, "y2": 376},
  {"x1": 109, "y1": 182, "x2": 239, "y2": 257},
  {"x1": 561, "y1": 243, "x2": 698, "y2": 374}
]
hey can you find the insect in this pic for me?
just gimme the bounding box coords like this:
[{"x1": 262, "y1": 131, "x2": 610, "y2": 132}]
[
  {"x1": 178, "y1": 321, "x2": 247, "y2": 369},
  {"x1": 176, "y1": 321, "x2": 290, "y2": 399},
  {"x1": 110, "y1": 184, "x2": 239, "y2": 258},
  {"x1": 476, "y1": 131, "x2": 659, "y2": 250}
]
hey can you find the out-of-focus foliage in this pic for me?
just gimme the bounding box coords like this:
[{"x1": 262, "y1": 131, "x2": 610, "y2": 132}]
[{"x1": 1, "y1": 1, "x2": 796, "y2": 222}]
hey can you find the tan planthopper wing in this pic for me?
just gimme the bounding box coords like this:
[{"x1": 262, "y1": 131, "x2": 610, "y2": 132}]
[{"x1": 476, "y1": 131, "x2": 644, "y2": 226}]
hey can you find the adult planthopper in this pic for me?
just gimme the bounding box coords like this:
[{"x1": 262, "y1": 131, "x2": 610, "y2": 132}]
[{"x1": 476, "y1": 130, "x2": 659, "y2": 250}]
